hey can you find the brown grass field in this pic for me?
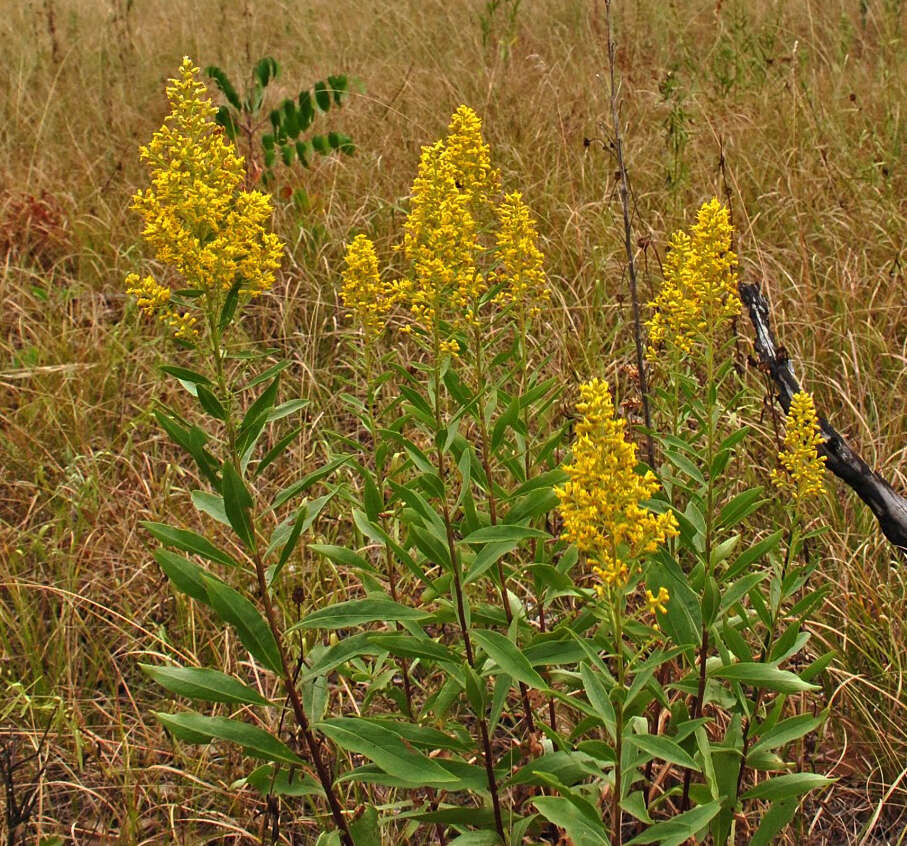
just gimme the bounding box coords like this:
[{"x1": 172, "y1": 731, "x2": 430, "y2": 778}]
[{"x1": 2, "y1": 0, "x2": 907, "y2": 842}]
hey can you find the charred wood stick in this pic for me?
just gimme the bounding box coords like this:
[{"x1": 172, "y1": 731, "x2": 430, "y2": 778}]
[{"x1": 739, "y1": 281, "x2": 907, "y2": 554}]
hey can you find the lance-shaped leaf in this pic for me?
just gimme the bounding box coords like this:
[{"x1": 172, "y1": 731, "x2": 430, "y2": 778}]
[
  {"x1": 156, "y1": 711, "x2": 304, "y2": 765},
  {"x1": 316, "y1": 718, "x2": 459, "y2": 787},
  {"x1": 473, "y1": 629, "x2": 547, "y2": 690},
  {"x1": 291, "y1": 598, "x2": 429, "y2": 631},
  {"x1": 202, "y1": 575, "x2": 282, "y2": 673},
  {"x1": 140, "y1": 664, "x2": 271, "y2": 706},
  {"x1": 143, "y1": 521, "x2": 240, "y2": 568},
  {"x1": 710, "y1": 662, "x2": 818, "y2": 694}
]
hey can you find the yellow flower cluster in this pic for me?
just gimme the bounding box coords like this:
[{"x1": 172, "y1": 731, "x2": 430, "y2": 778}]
[
  {"x1": 771, "y1": 390, "x2": 827, "y2": 503},
  {"x1": 555, "y1": 379, "x2": 678, "y2": 592},
  {"x1": 128, "y1": 57, "x2": 283, "y2": 337},
  {"x1": 645, "y1": 198, "x2": 740, "y2": 357},
  {"x1": 341, "y1": 235, "x2": 394, "y2": 337},
  {"x1": 125, "y1": 272, "x2": 197, "y2": 339},
  {"x1": 398, "y1": 136, "x2": 482, "y2": 351},
  {"x1": 441, "y1": 105, "x2": 500, "y2": 211},
  {"x1": 494, "y1": 191, "x2": 550, "y2": 320}
]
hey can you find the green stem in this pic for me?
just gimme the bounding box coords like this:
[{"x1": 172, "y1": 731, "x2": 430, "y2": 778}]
[
  {"x1": 471, "y1": 323, "x2": 536, "y2": 736},
  {"x1": 610, "y1": 581, "x2": 625, "y2": 846},
  {"x1": 209, "y1": 329, "x2": 352, "y2": 846},
  {"x1": 432, "y1": 336, "x2": 506, "y2": 842},
  {"x1": 682, "y1": 338, "x2": 717, "y2": 812},
  {"x1": 364, "y1": 339, "x2": 415, "y2": 718}
]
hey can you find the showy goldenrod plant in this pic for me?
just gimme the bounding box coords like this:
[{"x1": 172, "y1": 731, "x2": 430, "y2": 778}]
[
  {"x1": 128, "y1": 58, "x2": 355, "y2": 846},
  {"x1": 128, "y1": 62, "x2": 832, "y2": 842}
]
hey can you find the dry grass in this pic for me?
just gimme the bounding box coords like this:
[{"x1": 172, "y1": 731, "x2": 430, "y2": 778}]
[{"x1": 2, "y1": 0, "x2": 907, "y2": 842}]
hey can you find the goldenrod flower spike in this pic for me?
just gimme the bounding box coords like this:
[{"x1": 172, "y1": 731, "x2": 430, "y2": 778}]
[
  {"x1": 495, "y1": 191, "x2": 550, "y2": 320},
  {"x1": 398, "y1": 138, "x2": 481, "y2": 349},
  {"x1": 442, "y1": 105, "x2": 500, "y2": 210},
  {"x1": 341, "y1": 235, "x2": 393, "y2": 337},
  {"x1": 555, "y1": 379, "x2": 678, "y2": 593},
  {"x1": 128, "y1": 57, "x2": 283, "y2": 336},
  {"x1": 771, "y1": 390, "x2": 827, "y2": 504},
  {"x1": 645, "y1": 198, "x2": 741, "y2": 357}
]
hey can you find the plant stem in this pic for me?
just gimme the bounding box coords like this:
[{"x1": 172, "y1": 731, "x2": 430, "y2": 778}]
[
  {"x1": 472, "y1": 323, "x2": 536, "y2": 736},
  {"x1": 432, "y1": 345, "x2": 506, "y2": 842},
  {"x1": 364, "y1": 340, "x2": 415, "y2": 717},
  {"x1": 610, "y1": 581, "x2": 625, "y2": 846},
  {"x1": 210, "y1": 334, "x2": 353, "y2": 846}
]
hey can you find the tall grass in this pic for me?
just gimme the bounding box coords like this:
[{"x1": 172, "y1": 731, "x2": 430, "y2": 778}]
[{"x1": 2, "y1": 0, "x2": 906, "y2": 841}]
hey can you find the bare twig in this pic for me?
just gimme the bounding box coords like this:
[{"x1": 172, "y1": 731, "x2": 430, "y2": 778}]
[
  {"x1": 739, "y1": 281, "x2": 907, "y2": 554},
  {"x1": 604, "y1": 0, "x2": 655, "y2": 468}
]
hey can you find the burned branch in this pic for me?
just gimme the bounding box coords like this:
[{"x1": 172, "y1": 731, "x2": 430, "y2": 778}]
[{"x1": 739, "y1": 281, "x2": 907, "y2": 554}]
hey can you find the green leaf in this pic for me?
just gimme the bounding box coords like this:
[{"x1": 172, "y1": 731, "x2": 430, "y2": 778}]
[
  {"x1": 221, "y1": 461, "x2": 255, "y2": 549},
  {"x1": 626, "y1": 733, "x2": 700, "y2": 772},
  {"x1": 472, "y1": 629, "x2": 547, "y2": 690},
  {"x1": 140, "y1": 664, "x2": 270, "y2": 706},
  {"x1": 308, "y1": 544, "x2": 375, "y2": 574},
  {"x1": 202, "y1": 576, "x2": 283, "y2": 673},
  {"x1": 239, "y1": 763, "x2": 323, "y2": 797},
  {"x1": 445, "y1": 831, "x2": 501, "y2": 846},
  {"x1": 219, "y1": 279, "x2": 241, "y2": 332},
  {"x1": 749, "y1": 800, "x2": 797, "y2": 846},
  {"x1": 580, "y1": 663, "x2": 616, "y2": 739},
  {"x1": 750, "y1": 713, "x2": 826, "y2": 755},
  {"x1": 159, "y1": 364, "x2": 212, "y2": 387},
  {"x1": 718, "y1": 487, "x2": 765, "y2": 529},
  {"x1": 625, "y1": 801, "x2": 721, "y2": 846},
  {"x1": 190, "y1": 491, "x2": 230, "y2": 526},
  {"x1": 710, "y1": 662, "x2": 818, "y2": 694},
  {"x1": 255, "y1": 425, "x2": 302, "y2": 479},
  {"x1": 253, "y1": 57, "x2": 279, "y2": 90},
  {"x1": 461, "y1": 525, "x2": 548, "y2": 544},
  {"x1": 196, "y1": 384, "x2": 227, "y2": 420},
  {"x1": 292, "y1": 598, "x2": 429, "y2": 631},
  {"x1": 205, "y1": 65, "x2": 241, "y2": 109},
  {"x1": 367, "y1": 632, "x2": 459, "y2": 665},
  {"x1": 350, "y1": 805, "x2": 381, "y2": 846},
  {"x1": 154, "y1": 549, "x2": 220, "y2": 603},
  {"x1": 533, "y1": 796, "x2": 611, "y2": 846},
  {"x1": 314, "y1": 80, "x2": 331, "y2": 111},
  {"x1": 156, "y1": 712, "x2": 303, "y2": 765},
  {"x1": 271, "y1": 454, "x2": 351, "y2": 510},
  {"x1": 142, "y1": 521, "x2": 240, "y2": 568},
  {"x1": 741, "y1": 772, "x2": 834, "y2": 801},
  {"x1": 724, "y1": 530, "x2": 783, "y2": 581},
  {"x1": 316, "y1": 718, "x2": 459, "y2": 787}
]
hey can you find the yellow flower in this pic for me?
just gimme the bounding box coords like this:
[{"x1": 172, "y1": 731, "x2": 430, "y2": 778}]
[
  {"x1": 397, "y1": 137, "x2": 482, "y2": 347},
  {"x1": 645, "y1": 198, "x2": 740, "y2": 357},
  {"x1": 128, "y1": 57, "x2": 283, "y2": 331},
  {"x1": 645, "y1": 587, "x2": 670, "y2": 617},
  {"x1": 442, "y1": 105, "x2": 499, "y2": 211},
  {"x1": 555, "y1": 379, "x2": 678, "y2": 592},
  {"x1": 494, "y1": 191, "x2": 550, "y2": 320},
  {"x1": 126, "y1": 273, "x2": 171, "y2": 314},
  {"x1": 341, "y1": 235, "x2": 393, "y2": 336},
  {"x1": 770, "y1": 390, "x2": 827, "y2": 503}
]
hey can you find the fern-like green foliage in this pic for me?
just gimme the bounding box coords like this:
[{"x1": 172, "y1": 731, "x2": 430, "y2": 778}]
[{"x1": 206, "y1": 57, "x2": 355, "y2": 185}]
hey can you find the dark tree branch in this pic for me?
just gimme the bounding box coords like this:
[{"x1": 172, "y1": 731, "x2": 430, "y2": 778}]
[{"x1": 739, "y1": 281, "x2": 907, "y2": 554}]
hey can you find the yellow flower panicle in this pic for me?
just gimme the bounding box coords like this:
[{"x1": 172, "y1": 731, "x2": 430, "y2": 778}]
[
  {"x1": 442, "y1": 105, "x2": 500, "y2": 211},
  {"x1": 341, "y1": 235, "x2": 394, "y2": 336},
  {"x1": 128, "y1": 57, "x2": 283, "y2": 336},
  {"x1": 555, "y1": 379, "x2": 678, "y2": 593},
  {"x1": 645, "y1": 198, "x2": 740, "y2": 357},
  {"x1": 771, "y1": 390, "x2": 827, "y2": 503},
  {"x1": 398, "y1": 137, "x2": 482, "y2": 350},
  {"x1": 126, "y1": 273, "x2": 171, "y2": 313},
  {"x1": 494, "y1": 191, "x2": 550, "y2": 320}
]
